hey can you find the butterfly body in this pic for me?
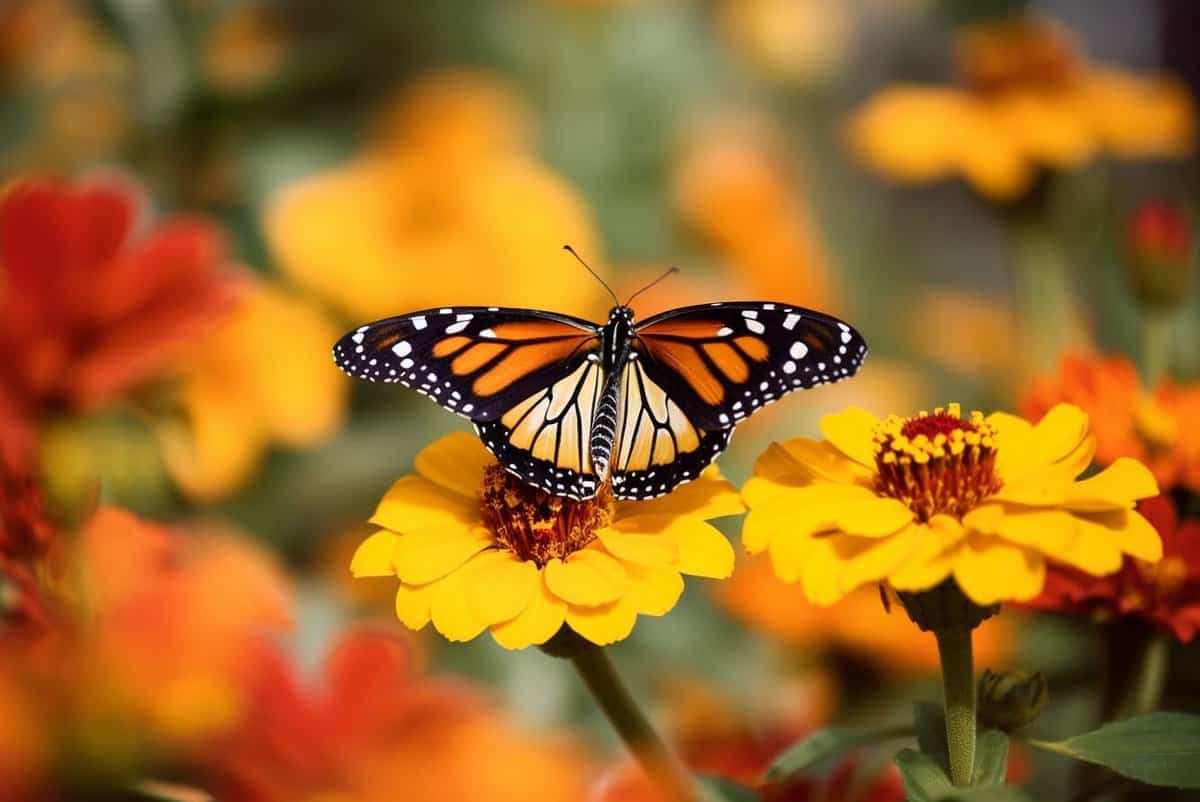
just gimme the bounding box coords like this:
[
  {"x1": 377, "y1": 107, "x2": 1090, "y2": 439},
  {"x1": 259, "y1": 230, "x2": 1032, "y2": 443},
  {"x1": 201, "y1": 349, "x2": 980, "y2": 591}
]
[{"x1": 335, "y1": 301, "x2": 867, "y2": 500}]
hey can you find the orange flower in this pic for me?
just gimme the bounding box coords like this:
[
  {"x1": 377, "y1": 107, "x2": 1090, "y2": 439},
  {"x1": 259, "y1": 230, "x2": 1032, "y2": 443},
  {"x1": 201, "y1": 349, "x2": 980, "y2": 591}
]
[
  {"x1": 266, "y1": 70, "x2": 608, "y2": 323},
  {"x1": 846, "y1": 15, "x2": 1195, "y2": 201},
  {"x1": 672, "y1": 119, "x2": 838, "y2": 311},
  {"x1": 157, "y1": 280, "x2": 347, "y2": 500},
  {"x1": 716, "y1": 555, "x2": 1013, "y2": 674},
  {"x1": 1021, "y1": 353, "x2": 1200, "y2": 492},
  {"x1": 201, "y1": 626, "x2": 593, "y2": 802},
  {"x1": 1022, "y1": 495, "x2": 1200, "y2": 642},
  {"x1": 0, "y1": 176, "x2": 238, "y2": 466}
]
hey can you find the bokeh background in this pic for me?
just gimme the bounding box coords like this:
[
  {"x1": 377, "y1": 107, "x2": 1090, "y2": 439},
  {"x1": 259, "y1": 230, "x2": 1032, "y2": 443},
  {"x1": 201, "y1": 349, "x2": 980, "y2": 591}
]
[{"x1": 2, "y1": 0, "x2": 1199, "y2": 800}]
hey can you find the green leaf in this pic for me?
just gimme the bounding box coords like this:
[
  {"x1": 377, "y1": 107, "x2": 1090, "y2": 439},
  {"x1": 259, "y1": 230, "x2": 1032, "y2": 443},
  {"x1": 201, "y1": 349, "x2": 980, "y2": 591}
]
[
  {"x1": 1028, "y1": 712, "x2": 1200, "y2": 788},
  {"x1": 895, "y1": 750, "x2": 1032, "y2": 802},
  {"x1": 765, "y1": 723, "x2": 913, "y2": 781},
  {"x1": 698, "y1": 776, "x2": 759, "y2": 802},
  {"x1": 972, "y1": 730, "x2": 1010, "y2": 786},
  {"x1": 915, "y1": 701, "x2": 951, "y2": 775}
]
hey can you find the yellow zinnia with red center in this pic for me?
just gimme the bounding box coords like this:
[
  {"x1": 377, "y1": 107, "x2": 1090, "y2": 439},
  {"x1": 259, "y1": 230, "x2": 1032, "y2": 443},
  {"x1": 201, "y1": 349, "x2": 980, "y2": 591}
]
[
  {"x1": 742, "y1": 403, "x2": 1162, "y2": 606},
  {"x1": 352, "y1": 434, "x2": 741, "y2": 648}
]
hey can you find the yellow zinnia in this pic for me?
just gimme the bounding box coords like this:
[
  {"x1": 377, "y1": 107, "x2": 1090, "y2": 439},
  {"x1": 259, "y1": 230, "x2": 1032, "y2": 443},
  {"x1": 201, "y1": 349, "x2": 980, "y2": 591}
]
[
  {"x1": 352, "y1": 433, "x2": 742, "y2": 648},
  {"x1": 742, "y1": 403, "x2": 1162, "y2": 606}
]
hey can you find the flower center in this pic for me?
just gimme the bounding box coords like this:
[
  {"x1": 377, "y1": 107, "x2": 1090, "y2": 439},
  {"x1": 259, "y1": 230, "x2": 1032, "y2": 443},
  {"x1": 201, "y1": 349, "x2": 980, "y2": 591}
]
[
  {"x1": 954, "y1": 17, "x2": 1082, "y2": 94},
  {"x1": 480, "y1": 464, "x2": 614, "y2": 566},
  {"x1": 872, "y1": 403, "x2": 1002, "y2": 522},
  {"x1": 1133, "y1": 394, "x2": 1179, "y2": 454}
]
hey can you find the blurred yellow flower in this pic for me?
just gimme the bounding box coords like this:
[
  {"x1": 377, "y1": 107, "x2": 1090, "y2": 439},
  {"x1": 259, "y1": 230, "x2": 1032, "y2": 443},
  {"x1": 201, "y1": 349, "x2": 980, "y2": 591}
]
[
  {"x1": 159, "y1": 281, "x2": 347, "y2": 500},
  {"x1": 673, "y1": 119, "x2": 838, "y2": 311},
  {"x1": 266, "y1": 70, "x2": 608, "y2": 322},
  {"x1": 716, "y1": 555, "x2": 1014, "y2": 673},
  {"x1": 717, "y1": 0, "x2": 851, "y2": 86},
  {"x1": 352, "y1": 433, "x2": 742, "y2": 648},
  {"x1": 846, "y1": 15, "x2": 1195, "y2": 201},
  {"x1": 742, "y1": 403, "x2": 1161, "y2": 606}
]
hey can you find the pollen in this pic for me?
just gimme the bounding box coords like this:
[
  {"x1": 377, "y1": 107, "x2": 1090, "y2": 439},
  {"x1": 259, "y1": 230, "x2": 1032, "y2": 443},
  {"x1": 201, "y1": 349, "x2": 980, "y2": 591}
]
[
  {"x1": 872, "y1": 403, "x2": 1002, "y2": 522},
  {"x1": 480, "y1": 465, "x2": 614, "y2": 566}
]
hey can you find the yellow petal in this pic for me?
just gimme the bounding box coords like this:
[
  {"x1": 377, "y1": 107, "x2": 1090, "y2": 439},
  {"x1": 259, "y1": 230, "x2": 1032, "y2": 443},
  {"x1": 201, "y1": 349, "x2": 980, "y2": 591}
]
[
  {"x1": 598, "y1": 519, "x2": 678, "y2": 566},
  {"x1": 623, "y1": 562, "x2": 685, "y2": 616},
  {"x1": 1031, "y1": 404, "x2": 1090, "y2": 466},
  {"x1": 888, "y1": 516, "x2": 965, "y2": 592},
  {"x1": 837, "y1": 497, "x2": 914, "y2": 537},
  {"x1": 544, "y1": 549, "x2": 628, "y2": 606},
  {"x1": 414, "y1": 432, "x2": 493, "y2": 499},
  {"x1": 615, "y1": 466, "x2": 743, "y2": 521},
  {"x1": 1077, "y1": 508, "x2": 1163, "y2": 563},
  {"x1": 963, "y1": 503, "x2": 1122, "y2": 576},
  {"x1": 394, "y1": 582, "x2": 435, "y2": 630},
  {"x1": 818, "y1": 409, "x2": 880, "y2": 469},
  {"x1": 741, "y1": 485, "x2": 906, "y2": 555},
  {"x1": 350, "y1": 530, "x2": 397, "y2": 577},
  {"x1": 369, "y1": 475, "x2": 480, "y2": 534},
  {"x1": 778, "y1": 438, "x2": 874, "y2": 485},
  {"x1": 491, "y1": 572, "x2": 567, "y2": 650},
  {"x1": 670, "y1": 520, "x2": 734, "y2": 578},
  {"x1": 466, "y1": 550, "x2": 539, "y2": 626},
  {"x1": 952, "y1": 535, "x2": 1046, "y2": 605},
  {"x1": 767, "y1": 527, "x2": 816, "y2": 583},
  {"x1": 1065, "y1": 458, "x2": 1159, "y2": 511},
  {"x1": 430, "y1": 559, "x2": 488, "y2": 641},
  {"x1": 836, "y1": 525, "x2": 924, "y2": 591},
  {"x1": 392, "y1": 527, "x2": 492, "y2": 585},
  {"x1": 800, "y1": 536, "x2": 850, "y2": 605},
  {"x1": 565, "y1": 596, "x2": 638, "y2": 646}
]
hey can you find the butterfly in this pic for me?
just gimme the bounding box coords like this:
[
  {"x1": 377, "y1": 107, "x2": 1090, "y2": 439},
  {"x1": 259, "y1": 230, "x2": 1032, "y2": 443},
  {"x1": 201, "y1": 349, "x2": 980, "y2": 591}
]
[{"x1": 333, "y1": 254, "x2": 867, "y2": 500}]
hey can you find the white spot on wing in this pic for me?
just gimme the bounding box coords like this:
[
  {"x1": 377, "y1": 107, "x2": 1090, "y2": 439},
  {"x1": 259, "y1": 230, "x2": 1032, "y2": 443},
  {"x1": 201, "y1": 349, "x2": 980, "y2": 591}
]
[
  {"x1": 412, "y1": 316, "x2": 427, "y2": 330},
  {"x1": 392, "y1": 341, "x2": 412, "y2": 357},
  {"x1": 789, "y1": 342, "x2": 808, "y2": 359},
  {"x1": 746, "y1": 319, "x2": 766, "y2": 334},
  {"x1": 782, "y1": 313, "x2": 801, "y2": 330}
]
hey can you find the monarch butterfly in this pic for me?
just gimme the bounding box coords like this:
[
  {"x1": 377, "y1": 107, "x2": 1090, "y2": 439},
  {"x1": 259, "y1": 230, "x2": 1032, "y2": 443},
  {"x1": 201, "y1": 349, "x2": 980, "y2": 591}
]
[{"x1": 333, "y1": 250, "x2": 867, "y2": 500}]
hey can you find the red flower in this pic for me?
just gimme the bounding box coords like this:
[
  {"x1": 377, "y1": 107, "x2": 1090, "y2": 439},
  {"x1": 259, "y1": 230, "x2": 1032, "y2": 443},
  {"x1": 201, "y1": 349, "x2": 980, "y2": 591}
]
[
  {"x1": 0, "y1": 462, "x2": 59, "y2": 639},
  {"x1": 0, "y1": 176, "x2": 238, "y2": 465},
  {"x1": 1023, "y1": 495, "x2": 1200, "y2": 641},
  {"x1": 200, "y1": 626, "x2": 591, "y2": 802}
]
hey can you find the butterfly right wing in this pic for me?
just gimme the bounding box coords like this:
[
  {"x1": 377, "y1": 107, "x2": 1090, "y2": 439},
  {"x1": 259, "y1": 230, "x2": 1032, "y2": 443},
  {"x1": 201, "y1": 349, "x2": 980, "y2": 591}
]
[{"x1": 333, "y1": 306, "x2": 599, "y2": 422}]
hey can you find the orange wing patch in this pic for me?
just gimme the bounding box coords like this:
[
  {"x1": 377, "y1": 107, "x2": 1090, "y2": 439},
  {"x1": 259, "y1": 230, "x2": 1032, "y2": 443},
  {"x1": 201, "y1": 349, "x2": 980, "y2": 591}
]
[
  {"x1": 473, "y1": 336, "x2": 592, "y2": 396},
  {"x1": 702, "y1": 342, "x2": 750, "y2": 383},
  {"x1": 734, "y1": 336, "x2": 769, "y2": 361},
  {"x1": 433, "y1": 336, "x2": 474, "y2": 358},
  {"x1": 640, "y1": 340, "x2": 724, "y2": 404},
  {"x1": 452, "y1": 342, "x2": 507, "y2": 375}
]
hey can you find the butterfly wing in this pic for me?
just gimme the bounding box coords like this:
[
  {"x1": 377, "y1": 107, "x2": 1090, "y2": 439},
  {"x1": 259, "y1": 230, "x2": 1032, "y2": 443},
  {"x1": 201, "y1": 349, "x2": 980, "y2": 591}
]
[
  {"x1": 334, "y1": 306, "x2": 608, "y2": 499},
  {"x1": 607, "y1": 353, "x2": 731, "y2": 500},
  {"x1": 333, "y1": 306, "x2": 600, "y2": 421},
  {"x1": 632, "y1": 302, "x2": 868, "y2": 430}
]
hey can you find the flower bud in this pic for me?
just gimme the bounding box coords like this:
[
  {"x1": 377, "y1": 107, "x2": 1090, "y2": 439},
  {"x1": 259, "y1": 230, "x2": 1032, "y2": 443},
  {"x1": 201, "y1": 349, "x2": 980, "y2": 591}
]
[
  {"x1": 896, "y1": 580, "x2": 999, "y2": 632},
  {"x1": 1124, "y1": 199, "x2": 1193, "y2": 310},
  {"x1": 978, "y1": 668, "x2": 1048, "y2": 730}
]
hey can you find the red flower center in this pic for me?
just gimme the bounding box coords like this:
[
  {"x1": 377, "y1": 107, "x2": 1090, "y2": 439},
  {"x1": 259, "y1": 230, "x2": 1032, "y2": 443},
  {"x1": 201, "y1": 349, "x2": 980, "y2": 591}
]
[{"x1": 480, "y1": 465, "x2": 613, "y2": 566}]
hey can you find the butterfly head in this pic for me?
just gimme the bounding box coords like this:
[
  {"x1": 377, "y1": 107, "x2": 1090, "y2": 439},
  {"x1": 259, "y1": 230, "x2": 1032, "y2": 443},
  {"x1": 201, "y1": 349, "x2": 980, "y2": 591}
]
[{"x1": 608, "y1": 306, "x2": 636, "y2": 323}]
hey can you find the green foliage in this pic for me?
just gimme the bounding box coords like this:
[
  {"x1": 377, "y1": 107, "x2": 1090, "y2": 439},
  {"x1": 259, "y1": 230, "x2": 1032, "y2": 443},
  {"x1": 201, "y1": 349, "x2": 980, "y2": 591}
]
[
  {"x1": 895, "y1": 749, "x2": 1031, "y2": 802},
  {"x1": 915, "y1": 700, "x2": 951, "y2": 776},
  {"x1": 1028, "y1": 712, "x2": 1200, "y2": 788},
  {"x1": 698, "y1": 775, "x2": 759, "y2": 802},
  {"x1": 972, "y1": 730, "x2": 1011, "y2": 787}
]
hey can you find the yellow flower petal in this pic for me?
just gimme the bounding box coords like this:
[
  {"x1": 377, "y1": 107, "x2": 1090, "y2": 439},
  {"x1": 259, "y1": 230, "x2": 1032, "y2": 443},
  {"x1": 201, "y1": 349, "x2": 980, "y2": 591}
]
[
  {"x1": 888, "y1": 515, "x2": 965, "y2": 592},
  {"x1": 369, "y1": 475, "x2": 480, "y2": 534},
  {"x1": 1077, "y1": 508, "x2": 1163, "y2": 563},
  {"x1": 800, "y1": 536, "x2": 850, "y2": 605},
  {"x1": 598, "y1": 518, "x2": 678, "y2": 566},
  {"x1": 1065, "y1": 458, "x2": 1159, "y2": 511},
  {"x1": 414, "y1": 432, "x2": 493, "y2": 499},
  {"x1": 779, "y1": 438, "x2": 874, "y2": 485},
  {"x1": 544, "y1": 549, "x2": 628, "y2": 606},
  {"x1": 836, "y1": 497, "x2": 914, "y2": 537},
  {"x1": 615, "y1": 465, "x2": 743, "y2": 521},
  {"x1": 1030, "y1": 404, "x2": 1091, "y2": 466},
  {"x1": 818, "y1": 408, "x2": 880, "y2": 468},
  {"x1": 742, "y1": 484, "x2": 908, "y2": 555},
  {"x1": 466, "y1": 550, "x2": 539, "y2": 626},
  {"x1": 767, "y1": 526, "x2": 815, "y2": 583},
  {"x1": 395, "y1": 582, "x2": 435, "y2": 630},
  {"x1": 491, "y1": 573, "x2": 567, "y2": 650},
  {"x1": 350, "y1": 530, "x2": 396, "y2": 577},
  {"x1": 952, "y1": 535, "x2": 1046, "y2": 605},
  {"x1": 670, "y1": 520, "x2": 734, "y2": 578},
  {"x1": 836, "y1": 525, "x2": 924, "y2": 591},
  {"x1": 430, "y1": 559, "x2": 488, "y2": 641},
  {"x1": 393, "y1": 527, "x2": 492, "y2": 585},
  {"x1": 565, "y1": 596, "x2": 638, "y2": 645},
  {"x1": 623, "y1": 562, "x2": 684, "y2": 616},
  {"x1": 964, "y1": 504, "x2": 1122, "y2": 576}
]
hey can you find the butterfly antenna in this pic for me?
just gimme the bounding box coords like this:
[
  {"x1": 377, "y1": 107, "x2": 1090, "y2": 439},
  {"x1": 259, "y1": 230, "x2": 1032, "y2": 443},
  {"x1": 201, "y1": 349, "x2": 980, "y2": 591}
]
[
  {"x1": 563, "y1": 245, "x2": 619, "y2": 306},
  {"x1": 624, "y1": 265, "x2": 680, "y2": 306}
]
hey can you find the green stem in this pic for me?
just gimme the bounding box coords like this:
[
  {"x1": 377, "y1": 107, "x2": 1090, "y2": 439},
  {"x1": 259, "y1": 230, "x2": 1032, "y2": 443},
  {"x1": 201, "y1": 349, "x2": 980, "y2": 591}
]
[
  {"x1": 1131, "y1": 631, "x2": 1171, "y2": 715},
  {"x1": 570, "y1": 644, "x2": 699, "y2": 802},
  {"x1": 1140, "y1": 310, "x2": 1173, "y2": 384},
  {"x1": 1009, "y1": 217, "x2": 1077, "y2": 380},
  {"x1": 935, "y1": 626, "x2": 977, "y2": 787}
]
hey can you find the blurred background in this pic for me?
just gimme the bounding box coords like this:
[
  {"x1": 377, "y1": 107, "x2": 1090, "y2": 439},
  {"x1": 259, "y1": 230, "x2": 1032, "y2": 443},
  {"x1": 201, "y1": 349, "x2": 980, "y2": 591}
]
[{"x1": 2, "y1": 0, "x2": 1199, "y2": 800}]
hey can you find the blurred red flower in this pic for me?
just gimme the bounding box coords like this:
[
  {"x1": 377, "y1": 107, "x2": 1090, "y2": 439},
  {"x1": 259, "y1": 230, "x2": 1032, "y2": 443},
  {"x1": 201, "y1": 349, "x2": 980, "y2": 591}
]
[
  {"x1": 0, "y1": 176, "x2": 238, "y2": 465},
  {"x1": 0, "y1": 461, "x2": 59, "y2": 639},
  {"x1": 1022, "y1": 495, "x2": 1200, "y2": 642},
  {"x1": 201, "y1": 625, "x2": 592, "y2": 802}
]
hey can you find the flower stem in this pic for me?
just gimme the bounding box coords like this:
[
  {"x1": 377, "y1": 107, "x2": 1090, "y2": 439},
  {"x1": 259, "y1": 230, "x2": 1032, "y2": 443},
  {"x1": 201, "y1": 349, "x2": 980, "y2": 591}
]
[
  {"x1": 935, "y1": 626, "x2": 977, "y2": 787},
  {"x1": 1009, "y1": 216, "x2": 1078, "y2": 382},
  {"x1": 1131, "y1": 631, "x2": 1171, "y2": 715},
  {"x1": 570, "y1": 644, "x2": 699, "y2": 802},
  {"x1": 1140, "y1": 309, "x2": 1173, "y2": 384}
]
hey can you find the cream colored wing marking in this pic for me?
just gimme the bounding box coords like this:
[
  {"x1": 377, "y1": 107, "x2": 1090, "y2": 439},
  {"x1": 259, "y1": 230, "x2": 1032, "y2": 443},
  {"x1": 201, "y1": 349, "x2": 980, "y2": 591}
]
[
  {"x1": 612, "y1": 357, "x2": 703, "y2": 473},
  {"x1": 499, "y1": 359, "x2": 604, "y2": 475}
]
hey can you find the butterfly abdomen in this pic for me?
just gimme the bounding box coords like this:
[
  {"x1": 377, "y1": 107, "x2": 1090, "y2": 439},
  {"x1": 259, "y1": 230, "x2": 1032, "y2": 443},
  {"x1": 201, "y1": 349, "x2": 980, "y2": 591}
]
[{"x1": 590, "y1": 375, "x2": 620, "y2": 479}]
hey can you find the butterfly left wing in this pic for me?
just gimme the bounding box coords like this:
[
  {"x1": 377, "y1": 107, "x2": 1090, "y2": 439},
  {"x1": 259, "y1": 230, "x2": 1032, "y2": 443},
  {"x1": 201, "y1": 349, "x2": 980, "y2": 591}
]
[
  {"x1": 333, "y1": 306, "x2": 599, "y2": 422},
  {"x1": 631, "y1": 302, "x2": 868, "y2": 430}
]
